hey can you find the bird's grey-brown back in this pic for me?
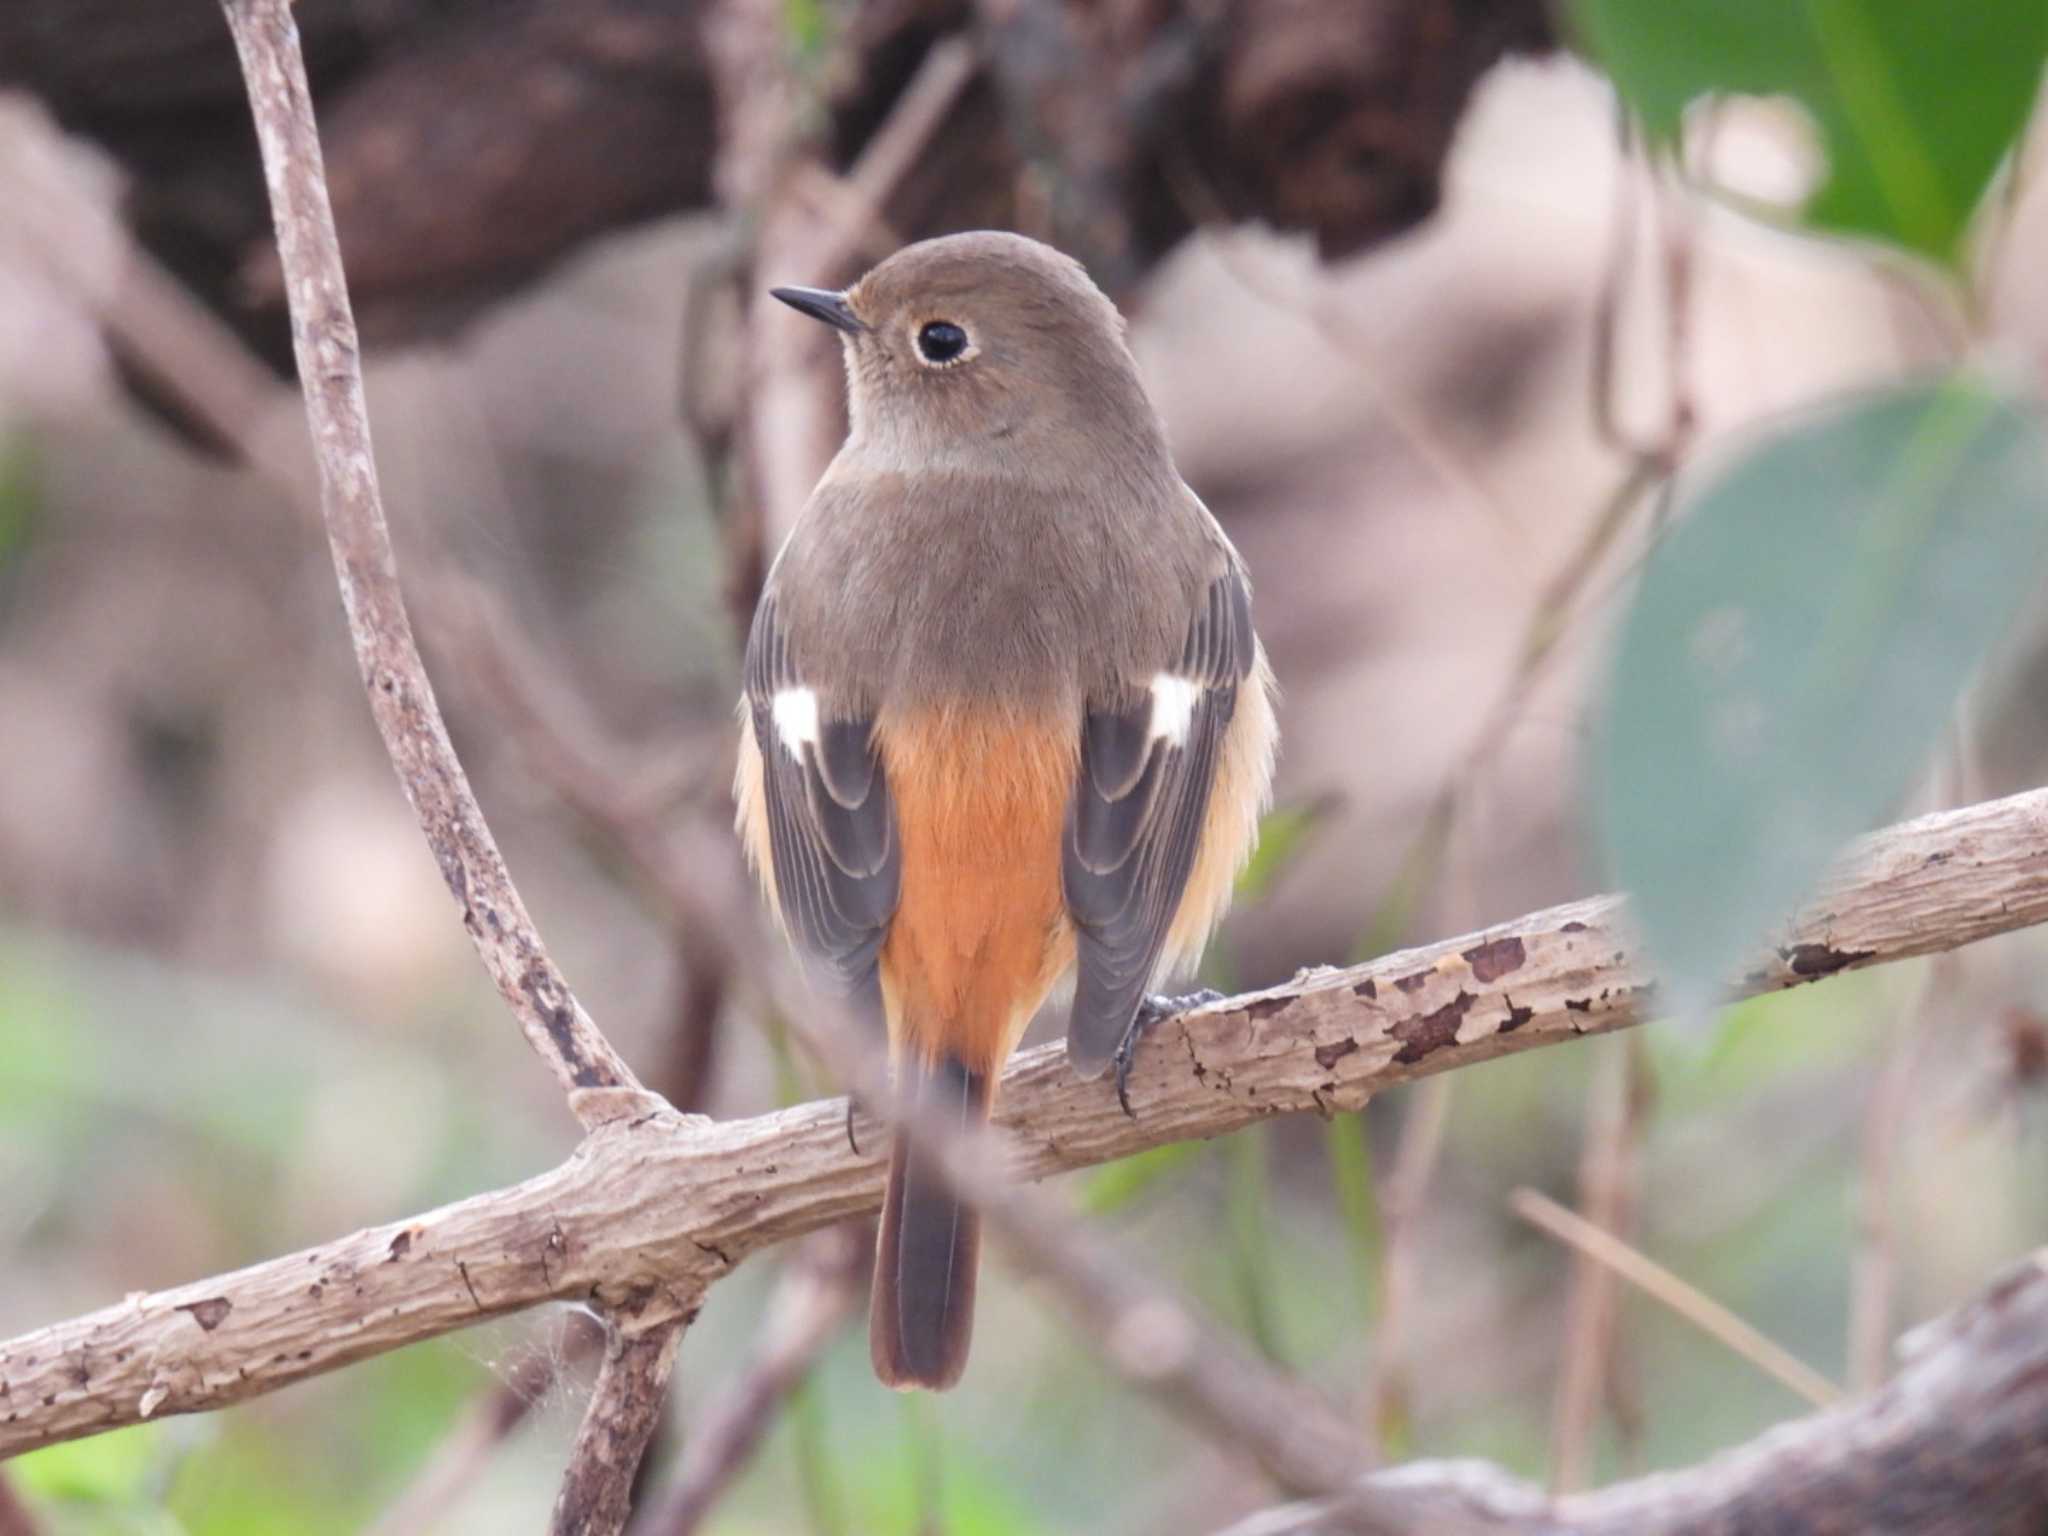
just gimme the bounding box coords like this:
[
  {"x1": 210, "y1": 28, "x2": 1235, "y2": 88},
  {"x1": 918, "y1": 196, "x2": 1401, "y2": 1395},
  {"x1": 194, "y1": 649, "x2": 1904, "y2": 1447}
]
[
  {"x1": 768, "y1": 232, "x2": 1225, "y2": 715},
  {"x1": 745, "y1": 231, "x2": 1277, "y2": 1390}
]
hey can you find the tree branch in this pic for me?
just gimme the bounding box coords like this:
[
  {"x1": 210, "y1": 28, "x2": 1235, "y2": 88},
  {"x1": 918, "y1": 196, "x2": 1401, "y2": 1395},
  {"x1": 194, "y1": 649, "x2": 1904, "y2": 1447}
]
[
  {"x1": 632, "y1": 1230, "x2": 865, "y2": 1536},
  {"x1": 551, "y1": 1320, "x2": 685, "y2": 1535},
  {"x1": 218, "y1": 0, "x2": 638, "y2": 1120},
  {"x1": 8, "y1": 783, "x2": 2048, "y2": 1462},
  {"x1": 1213, "y1": 1250, "x2": 2048, "y2": 1535},
  {"x1": 0, "y1": 1474, "x2": 40, "y2": 1536},
  {"x1": 217, "y1": 1, "x2": 669, "y2": 1524}
]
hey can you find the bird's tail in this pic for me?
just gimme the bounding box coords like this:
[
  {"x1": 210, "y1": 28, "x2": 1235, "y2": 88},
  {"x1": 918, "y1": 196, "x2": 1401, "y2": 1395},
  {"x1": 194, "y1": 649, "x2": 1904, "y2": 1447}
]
[{"x1": 871, "y1": 1050, "x2": 990, "y2": 1391}]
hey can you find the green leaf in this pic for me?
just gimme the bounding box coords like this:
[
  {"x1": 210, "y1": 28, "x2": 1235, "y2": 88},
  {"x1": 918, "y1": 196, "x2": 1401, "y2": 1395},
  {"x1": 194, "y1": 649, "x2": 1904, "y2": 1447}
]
[
  {"x1": 1595, "y1": 376, "x2": 2048, "y2": 1021},
  {"x1": 1569, "y1": 0, "x2": 2048, "y2": 266}
]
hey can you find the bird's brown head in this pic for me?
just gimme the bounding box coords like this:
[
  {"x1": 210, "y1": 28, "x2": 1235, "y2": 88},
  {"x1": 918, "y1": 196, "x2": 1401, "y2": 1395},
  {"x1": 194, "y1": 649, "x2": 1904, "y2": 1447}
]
[{"x1": 772, "y1": 231, "x2": 1168, "y2": 475}]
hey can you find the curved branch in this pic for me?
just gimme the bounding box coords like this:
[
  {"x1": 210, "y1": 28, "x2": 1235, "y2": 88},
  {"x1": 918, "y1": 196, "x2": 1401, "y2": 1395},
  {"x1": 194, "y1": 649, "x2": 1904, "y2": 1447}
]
[
  {"x1": 1216, "y1": 1252, "x2": 2048, "y2": 1535},
  {"x1": 7, "y1": 783, "x2": 2048, "y2": 1461},
  {"x1": 217, "y1": 3, "x2": 663, "y2": 1525},
  {"x1": 218, "y1": 0, "x2": 637, "y2": 1118}
]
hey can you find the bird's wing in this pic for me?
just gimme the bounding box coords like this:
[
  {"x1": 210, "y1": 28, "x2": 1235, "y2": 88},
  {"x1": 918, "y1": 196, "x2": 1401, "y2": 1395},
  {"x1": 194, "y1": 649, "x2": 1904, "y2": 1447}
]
[
  {"x1": 1063, "y1": 564, "x2": 1253, "y2": 1077},
  {"x1": 743, "y1": 589, "x2": 899, "y2": 1018}
]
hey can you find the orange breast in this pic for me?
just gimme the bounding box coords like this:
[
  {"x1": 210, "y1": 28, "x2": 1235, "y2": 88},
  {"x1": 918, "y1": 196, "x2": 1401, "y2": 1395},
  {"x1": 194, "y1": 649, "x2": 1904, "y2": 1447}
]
[{"x1": 877, "y1": 705, "x2": 1077, "y2": 1079}]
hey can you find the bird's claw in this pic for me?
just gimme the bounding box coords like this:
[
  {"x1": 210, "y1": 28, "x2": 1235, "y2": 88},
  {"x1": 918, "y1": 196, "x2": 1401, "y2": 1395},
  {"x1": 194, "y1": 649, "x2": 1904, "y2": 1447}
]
[{"x1": 1114, "y1": 988, "x2": 1227, "y2": 1117}]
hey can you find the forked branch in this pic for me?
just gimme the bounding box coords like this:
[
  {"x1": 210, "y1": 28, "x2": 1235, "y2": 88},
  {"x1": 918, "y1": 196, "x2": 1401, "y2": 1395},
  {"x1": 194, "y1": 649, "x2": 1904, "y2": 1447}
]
[{"x1": 8, "y1": 783, "x2": 2048, "y2": 1463}]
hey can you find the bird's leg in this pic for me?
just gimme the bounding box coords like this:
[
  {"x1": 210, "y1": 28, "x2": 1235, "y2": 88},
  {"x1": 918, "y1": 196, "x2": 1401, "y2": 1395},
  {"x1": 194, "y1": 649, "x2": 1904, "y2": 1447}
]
[{"x1": 1114, "y1": 989, "x2": 1227, "y2": 1116}]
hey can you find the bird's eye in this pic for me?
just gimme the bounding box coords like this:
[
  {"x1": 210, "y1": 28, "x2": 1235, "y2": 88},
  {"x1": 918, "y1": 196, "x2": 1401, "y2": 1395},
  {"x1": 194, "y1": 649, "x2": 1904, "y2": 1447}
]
[{"x1": 916, "y1": 320, "x2": 970, "y2": 366}]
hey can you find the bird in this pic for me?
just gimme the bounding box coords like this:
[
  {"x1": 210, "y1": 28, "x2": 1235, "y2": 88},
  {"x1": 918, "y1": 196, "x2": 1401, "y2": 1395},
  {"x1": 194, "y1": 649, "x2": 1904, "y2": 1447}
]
[{"x1": 734, "y1": 230, "x2": 1278, "y2": 1390}]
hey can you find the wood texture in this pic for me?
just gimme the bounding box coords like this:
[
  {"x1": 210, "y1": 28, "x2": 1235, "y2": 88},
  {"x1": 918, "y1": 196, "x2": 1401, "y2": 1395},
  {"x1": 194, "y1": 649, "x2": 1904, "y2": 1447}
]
[
  {"x1": 1217, "y1": 1253, "x2": 2048, "y2": 1534},
  {"x1": 218, "y1": 0, "x2": 637, "y2": 1114},
  {"x1": 8, "y1": 782, "x2": 2048, "y2": 1460}
]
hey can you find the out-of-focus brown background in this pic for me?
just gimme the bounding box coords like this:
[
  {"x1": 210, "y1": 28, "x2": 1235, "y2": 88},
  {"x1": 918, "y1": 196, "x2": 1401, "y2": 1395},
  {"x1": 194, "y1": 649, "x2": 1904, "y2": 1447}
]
[{"x1": 5, "y1": 4, "x2": 2048, "y2": 1531}]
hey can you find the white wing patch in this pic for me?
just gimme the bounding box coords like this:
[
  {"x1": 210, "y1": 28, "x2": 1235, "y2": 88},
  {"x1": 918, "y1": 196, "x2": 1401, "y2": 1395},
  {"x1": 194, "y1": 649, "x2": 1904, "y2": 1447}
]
[
  {"x1": 1148, "y1": 673, "x2": 1200, "y2": 748},
  {"x1": 771, "y1": 687, "x2": 821, "y2": 753}
]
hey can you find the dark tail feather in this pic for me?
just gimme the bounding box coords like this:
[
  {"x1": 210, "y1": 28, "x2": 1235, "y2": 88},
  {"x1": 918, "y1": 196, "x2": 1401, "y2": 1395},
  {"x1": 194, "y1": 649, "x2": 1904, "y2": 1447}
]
[{"x1": 871, "y1": 1053, "x2": 989, "y2": 1391}]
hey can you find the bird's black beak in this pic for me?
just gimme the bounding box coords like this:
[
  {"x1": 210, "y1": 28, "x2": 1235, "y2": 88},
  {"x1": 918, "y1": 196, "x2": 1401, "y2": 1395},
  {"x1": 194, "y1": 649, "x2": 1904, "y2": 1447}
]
[{"x1": 770, "y1": 286, "x2": 865, "y2": 334}]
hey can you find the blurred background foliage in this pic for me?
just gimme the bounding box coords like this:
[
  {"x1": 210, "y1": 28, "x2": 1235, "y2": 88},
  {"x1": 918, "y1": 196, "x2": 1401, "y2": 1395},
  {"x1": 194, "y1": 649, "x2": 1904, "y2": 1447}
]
[{"x1": 3, "y1": 0, "x2": 2048, "y2": 1532}]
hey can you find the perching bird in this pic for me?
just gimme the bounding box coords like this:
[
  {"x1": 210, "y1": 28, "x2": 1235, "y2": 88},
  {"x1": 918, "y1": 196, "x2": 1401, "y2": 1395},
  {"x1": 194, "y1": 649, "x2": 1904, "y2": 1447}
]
[{"x1": 735, "y1": 230, "x2": 1278, "y2": 1390}]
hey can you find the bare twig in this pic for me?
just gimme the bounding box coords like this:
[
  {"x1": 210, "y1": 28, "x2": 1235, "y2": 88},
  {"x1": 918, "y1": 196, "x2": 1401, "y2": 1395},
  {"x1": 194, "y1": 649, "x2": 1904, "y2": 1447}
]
[
  {"x1": 756, "y1": 974, "x2": 1382, "y2": 1509},
  {"x1": 1588, "y1": 106, "x2": 1643, "y2": 460},
  {"x1": 1547, "y1": 1037, "x2": 1646, "y2": 1492},
  {"x1": 9, "y1": 783, "x2": 2048, "y2": 1459},
  {"x1": 218, "y1": 0, "x2": 639, "y2": 1116},
  {"x1": 364, "y1": 1323, "x2": 592, "y2": 1536},
  {"x1": 1218, "y1": 1251, "x2": 2048, "y2": 1536},
  {"x1": 26, "y1": 73, "x2": 699, "y2": 1529},
  {"x1": 0, "y1": 1474, "x2": 39, "y2": 1536},
  {"x1": 1368, "y1": 457, "x2": 1662, "y2": 952},
  {"x1": 634, "y1": 1229, "x2": 865, "y2": 1536},
  {"x1": 218, "y1": 2, "x2": 672, "y2": 1525},
  {"x1": 1512, "y1": 1190, "x2": 1840, "y2": 1411},
  {"x1": 1591, "y1": 128, "x2": 1696, "y2": 466},
  {"x1": 1169, "y1": 161, "x2": 1519, "y2": 543},
  {"x1": 1371, "y1": 110, "x2": 1707, "y2": 952},
  {"x1": 1363, "y1": 1076, "x2": 1453, "y2": 1457},
  {"x1": 424, "y1": 572, "x2": 753, "y2": 938},
  {"x1": 1847, "y1": 949, "x2": 1949, "y2": 1395},
  {"x1": 1847, "y1": 736, "x2": 1976, "y2": 1393},
  {"x1": 551, "y1": 1319, "x2": 686, "y2": 1535},
  {"x1": 966, "y1": 1165, "x2": 1383, "y2": 1507},
  {"x1": 1360, "y1": 119, "x2": 1703, "y2": 953},
  {"x1": 367, "y1": 926, "x2": 730, "y2": 1536},
  {"x1": 706, "y1": 0, "x2": 833, "y2": 555},
  {"x1": 712, "y1": 20, "x2": 983, "y2": 557},
  {"x1": 808, "y1": 38, "x2": 979, "y2": 281}
]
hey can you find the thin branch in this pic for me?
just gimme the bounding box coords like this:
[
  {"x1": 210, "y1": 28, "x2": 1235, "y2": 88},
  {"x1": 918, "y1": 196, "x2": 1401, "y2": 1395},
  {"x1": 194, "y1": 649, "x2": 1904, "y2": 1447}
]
[
  {"x1": 10, "y1": 783, "x2": 2048, "y2": 1459},
  {"x1": 1366, "y1": 456, "x2": 1664, "y2": 956},
  {"x1": 0, "y1": 1475, "x2": 39, "y2": 1536},
  {"x1": 755, "y1": 972, "x2": 1382, "y2": 1509},
  {"x1": 1590, "y1": 126, "x2": 1696, "y2": 467},
  {"x1": 551, "y1": 1320, "x2": 686, "y2": 1536},
  {"x1": 900, "y1": 1106, "x2": 1375, "y2": 1505},
  {"x1": 1362, "y1": 122, "x2": 1701, "y2": 949},
  {"x1": 711, "y1": 19, "x2": 981, "y2": 559},
  {"x1": 218, "y1": 2, "x2": 670, "y2": 1526},
  {"x1": 1512, "y1": 1190, "x2": 1840, "y2": 1411},
  {"x1": 1848, "y1": 738, "x2": 1972, "y2": 1394},
  {"x1": 1588, "y1": 105, "x2": 1643, "y2": 460},
  {"x1": 1547, "y1": 1036, "x2": 1646, "y2": 1491},
  {"x1": 1363, "y1": 1076, "x2": 1452, "y2": 1457},
  {"x1": 217, "y1": 0, "x2": 639, "y2": 1120},
  {"x1": 1168, "y1": 160, "x2": 1520, "y2": 545},
  {"x1": 367, "y1": 921, "x2": 732, "y2": 1536},
  {"x1": 807, "y1": 37, "x2": 979, "y2": 280},
  {"x1": 1847, "y1": 955, "x2": 1943, "y2": 1394},
  {"x1": 423, "y1": 571, "x2": 754, "y2": 944},
  {"x1": 633, "y1": 1229, "x2": 865, "y2": 1536},
  {"x1": 363, "y1": 1324, "x2": 590, "y2": 1536},
  {"x1": 1215, "y1": 1249, "x2": 2048, "y2": 1536}
]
